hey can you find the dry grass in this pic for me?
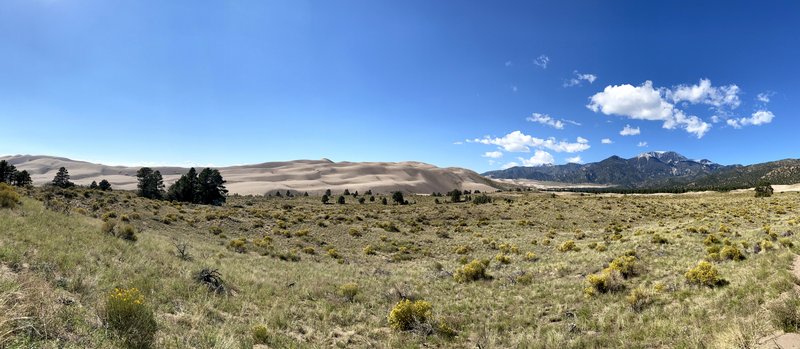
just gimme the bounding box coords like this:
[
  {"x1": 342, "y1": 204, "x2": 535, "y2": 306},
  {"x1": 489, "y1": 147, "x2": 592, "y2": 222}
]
[{"x1": 0, "y1": 186, "x2": 799, "y2": 347}]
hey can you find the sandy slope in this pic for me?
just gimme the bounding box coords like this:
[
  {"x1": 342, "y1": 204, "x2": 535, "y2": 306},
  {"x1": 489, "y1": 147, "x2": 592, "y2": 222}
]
[{"x1": 0, "y1": 155, "x2": 501, "y2": 195}]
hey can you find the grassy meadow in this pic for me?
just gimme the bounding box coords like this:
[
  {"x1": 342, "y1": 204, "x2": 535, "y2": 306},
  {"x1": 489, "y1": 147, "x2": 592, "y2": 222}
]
[{"x1": 1, "y1": 185, "x2": 800, "y2": 348}]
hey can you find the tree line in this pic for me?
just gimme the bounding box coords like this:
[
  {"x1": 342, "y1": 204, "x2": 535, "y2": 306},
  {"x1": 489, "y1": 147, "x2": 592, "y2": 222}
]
[
  {"x1": 136, "y1": 167, "x2": 228, "y2": 206},
  {"x1": 0, "y1": 160, "x2": 32, "y2": 187}
]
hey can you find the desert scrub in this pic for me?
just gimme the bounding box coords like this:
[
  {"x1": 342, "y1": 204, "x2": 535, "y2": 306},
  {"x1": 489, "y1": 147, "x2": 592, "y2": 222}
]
[
  {"x1": 252, "y1": 324, "x2": 269, "y2": 344},
  {"x1": 228, "y1": 238, "x2": 247, "y2": 253},
  {"x1": 454, "y1": 245, "x2": 473, "y2": 255},
  {"x1": 387, "y1": 299, "x2": 432, "y2": 331},
  {"x1": 769, "y1": 292, "x2": 800, "y2": 332},
  {"x1": 494, "y1": 253, "x2": 511, "y2": 264},
  {"x1": 608, "y1": 255, "x2": 638, "y2": 278},
  {"x1": 454, "y1": 259, "x2": 491, "y2": 282},
  {"x1": 208, "y1": 226, "x2": 222, "y2": 235},
  {"x1": 116, "y1": 223, "x2": 137, "y2": 241},
  {"x1": 524, "y1": 251, "x2": 538, "y2": 261},
  {"x1": 685, "y1": 261, "x2": 724, "y2": 287},
  {"x1": 626, "y1": 286, "x2": 655, "y2": 312},
  {"x1": 105, "y1": 287, "x2": 157, "y2": 348},
  {"x1": 557, "y1": 240, "x2": 579, "y2": 252},
  {"x1": 720, "y1": 245, "x2": 745, "y2": 261},
  {"x1": 584, "y1": 269, "x2": 624, "y2": 296},
  {"x1": 0, "y1": 183, "x2": 20, "y2": 208},
  {"x1": 338, "y1": 282, "x2": 359, "y2": 302}
]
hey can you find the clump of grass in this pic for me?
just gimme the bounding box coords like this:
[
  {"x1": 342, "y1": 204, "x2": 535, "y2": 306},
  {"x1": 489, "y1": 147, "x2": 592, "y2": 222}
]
[
  {"x1": 105, "y1": 287, "x2": 157, "y2": 349},
  {"x1": 454, "y1": 245, "x2": 473, "y2": 254},
  {"x1": 626, "y1": 286, "x2": 655, "y2": 312},
  {"x1": 251, "y1": 324, "x2": 269, "y2": 344},
  {"x1": 523, "y1": 251, "x2": 538, "y2": 261},
  {"x1": 769, "y1": 292, "x2": 800, "y2": 332},
  {"x1": 608, "y1": 255, "x2": 638, "y2": 278},
  {"x1": 454, "y1": 259, "x2": 491, "y2": 282},
  {"x1": 685, "y1": 261, "x2": 724, "y2": 287}
]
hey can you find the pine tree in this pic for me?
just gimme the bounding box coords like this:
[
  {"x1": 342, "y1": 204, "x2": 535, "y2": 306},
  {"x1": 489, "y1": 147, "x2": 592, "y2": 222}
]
[
  {"x1": 196, "y1": 168, "x2": 227, "y2": 205},
  {"x1": 321, "y1": 194, "x2": 329, "y2": 204},
  {"x1": 98, "y1": 179, "x2": 112, "y2": 191},
  {"x1": 52, "y1": 167, "x2": 74, "y2": 188},
  {"x1": 12, "y1": 170, "x2": 32, "y2": 187},
  {"x1": 168, "y1": 168, "x2": 198, "y2": 202},
  {"x1": 89, "y1": 181, "x2": 99, "y2": 189},
  {"x1": 136, "y1": 167, "x2": 165, "y2": 199},
  {"x1": 0, "y1": 160, "x2": 17, "y2": 184},
  {"x1": 392, "y1": 191, "x2": 405, "y2": 205},
  {"x1": 337, "y1": 195, "x2": 346, "y2": 204}
]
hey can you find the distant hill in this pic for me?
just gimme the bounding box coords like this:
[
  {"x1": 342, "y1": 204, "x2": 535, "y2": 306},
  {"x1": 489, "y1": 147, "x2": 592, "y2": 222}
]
[
  {"x1": 0, "y1": 155, "x2": 503, "y2": 195},
  {"x1": 483, "y1": 151, "x2": 800, "y2": 189}
]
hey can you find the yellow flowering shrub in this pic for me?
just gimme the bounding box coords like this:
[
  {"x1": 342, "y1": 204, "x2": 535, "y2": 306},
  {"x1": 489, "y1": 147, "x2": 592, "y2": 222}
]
[
  {"x1": 105, "y1": 287, "x2": 157, "y2": 348},
  {"x1": 685, "y1": 261, "x2": 724, "y2": 287},
  {"x1": 453, "y1": 259, "x2": 490, "y2": 282},
  {"x1": 387, "y1": 299, "x2": 432, "y2": 331},
  {"x1": 0, "y1": 183, "x2": 20, "y2": 209}
]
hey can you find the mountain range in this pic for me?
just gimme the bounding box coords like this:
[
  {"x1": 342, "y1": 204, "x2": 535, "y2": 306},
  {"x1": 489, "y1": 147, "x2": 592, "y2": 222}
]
[{"x1": 483, "y1": 151, "x2": 800, "y2": 189}]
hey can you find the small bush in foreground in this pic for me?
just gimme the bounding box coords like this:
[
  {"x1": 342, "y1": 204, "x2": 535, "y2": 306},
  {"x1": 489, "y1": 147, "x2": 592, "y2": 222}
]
[
  {"x1": 0, "y1": 183, "x2": 20, "y2": 208},
  {"x1": 557, "y1": 240, "x2": 579, "y2": 252},
  {"x1": 252, "y1": 324, "x2": 269, "y2": 344},
  {"x1": 626, "y1": 286, "x2": 655, "y2": 312},
  {"x1": 584, "y1": 269, "x2": 625, "y2": 296},
  {"x1": 685, "y1": 261, "x2": 724, "y2": 287},
  {"x1": 105, "y1": 288, "x2": 157, "y2": 348},
  {"x1": 388, "y1": 299, "x2": 432, "y2": 331},
  {"x1": 338, "y1": 283, "x2": 359, "y2": 302},
  {"x1": 720, "y1": 245, "x2": 745, "y2": 261},
  {"x1": 454, "y1": 259, "x2": 490, "y2": 282},
  {"x1": 608, "y1": 255, "x2": 638, "y2": 278}
]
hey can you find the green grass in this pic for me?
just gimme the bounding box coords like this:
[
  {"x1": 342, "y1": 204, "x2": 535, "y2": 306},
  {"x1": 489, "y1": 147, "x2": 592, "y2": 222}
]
[{"x1": 0, "y1": 186, "x2": 799, "y2": 347}]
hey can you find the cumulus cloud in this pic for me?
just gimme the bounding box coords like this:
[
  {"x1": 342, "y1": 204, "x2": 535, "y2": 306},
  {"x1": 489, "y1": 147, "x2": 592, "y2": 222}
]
[
  {"x1": 757, "y1": 92, "x2": 772, "y2": 103},
  {"x1": 469, "y1": 131, "x2": 590, "y2": 153},
  {"x1": 586, "y1": 80, "x2": 712, "y2": 138},
  {"x1": 637, "y1": 141, "x2": 648, "y2": 147},
  {"x1": 534, "y1": 55, "x2": 550, "y2": 69},
  {"x1": 518, "y1": 150, "x2": 555, "y2": 166},
  {"x1": 526, "y1": 113, "x2": 565, "y2": 129},
  {"x1": 667, "y1": 79, "x2": 740, "y2": 109},
  {"x1": 619, "y1": 124, "x2": 640, "y2": 136},
  {"x1": 727, "y1": 110, "x2": 775, "y2": 129},
  {"x1": 483, "y1": 151, "x2": 503, "y2": 158},
  {"x1": 565, "y1": 156, "x2": 583, "y2": 164},
  {"x1": 501, "y1": 162, "x2": 519, "y2": 169},
  {"x1": 564, "y1": 71, "x2": 598, "y2": 87},
  {"x1": 601, "y1": 138, "x2": 613, "y2": 144}
]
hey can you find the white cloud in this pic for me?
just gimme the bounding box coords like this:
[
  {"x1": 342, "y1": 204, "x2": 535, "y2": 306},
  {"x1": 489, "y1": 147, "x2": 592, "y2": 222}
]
[
  {"x1": 587, "y1": 80, "x2": 712, "y2": 138},
  {"x1": 564, "y1": 71, "x2": 598, "y2": 87},
  {"x1": 637, "y1": 141, "x2": 648, "y2": 147},
  {"x1": 757, "y1": 92, "x2": 771, "y2": 103},
  {"x1": 469, "y1": 131, "x2": 590, "y2": 153},
  {"x1": 505, "y1": 60, "x2": 513, "y2": 67},
  {"x1": 453, "y1": 141, "x2": 463, "y2": 145},
  {"x1": 667, "y1": 79, "x2": 741, "y2": 109},
  {"x1": 576, "y1": 137, "x2": 589, "y2": 143},
  {"x1": 601, "y1": 138, "x2": 613, "y2": 144},
  {"x1": 483, "y1": 151, "x2": 503, "y2": 158},
  {"x1": 619, "y1": 124, "x2": 640, "y2": 136},
  {"x1": 562, "y1": 119, "x2": 582, "y2": 126},
  {"x1": 501, "y1": 162, "x2": 519, "y2": 169},
  {"x1": 518, "y1": 150, "x2": 555, "y2": 166},
  {"x1": 534, "y1": 55, "x2": 550, "y2": 69},
  {"x1": 727, "y1": 110, "x2": 775, "y2": 129},
  {"x1": 565, "y1": 156, "x2": 582, "y2": 164},
  {"x1": 526, "y1": 113, "x2": 564, "y2": 129}
]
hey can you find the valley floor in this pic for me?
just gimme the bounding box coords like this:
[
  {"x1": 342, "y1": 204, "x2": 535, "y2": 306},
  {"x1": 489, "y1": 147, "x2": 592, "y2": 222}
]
[{"x1": 1, "y1": 187, "x2": 800, "y2": 348}]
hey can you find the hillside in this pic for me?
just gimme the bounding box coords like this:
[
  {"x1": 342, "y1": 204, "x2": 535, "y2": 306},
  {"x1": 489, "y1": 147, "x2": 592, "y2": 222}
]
[
  {"x1": 1, "y1": 184, "x2": 800, "y2": 347},
  {"x1": 0, "y1": 155, "x2": 502, "y2": 195}
]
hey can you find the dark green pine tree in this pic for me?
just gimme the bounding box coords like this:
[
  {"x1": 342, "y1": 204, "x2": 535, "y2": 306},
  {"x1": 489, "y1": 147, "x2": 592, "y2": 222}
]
[
  {"x1": 136, "y1": 167, "x2": 165, "y2": 199},
  {"x1": 196, "y1": 168, "x2": 228, "y2": 205},
  {"x1": 0, "y1": 160, "x2": 17, "y2": 184},
  {"x1": 52, "y1": 167, "x2": 74, "y2": 188},
  {"x1": 89, "y1": 181, "x2": 98, "y2": 189},
  {"x1": 13, "y1": 170, "x2": 32, "y2": 187},
  {"x1": 98, "y1": 179, "x2": 112, "y2": 191},
  {"x1": 167, "y1": 168, "x2": 198, "y2": 202}
]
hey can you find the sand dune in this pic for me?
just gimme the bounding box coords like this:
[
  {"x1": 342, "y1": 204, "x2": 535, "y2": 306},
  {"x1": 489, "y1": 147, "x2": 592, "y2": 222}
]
[{"x1": 0, "y1": 155, "x2": 502, "y2": 195}]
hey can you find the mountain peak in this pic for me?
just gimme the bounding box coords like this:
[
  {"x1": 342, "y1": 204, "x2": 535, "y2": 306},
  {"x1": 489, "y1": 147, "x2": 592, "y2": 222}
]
[{"x1": 635, "y1": 151, "x2": 688, "y2": 164}]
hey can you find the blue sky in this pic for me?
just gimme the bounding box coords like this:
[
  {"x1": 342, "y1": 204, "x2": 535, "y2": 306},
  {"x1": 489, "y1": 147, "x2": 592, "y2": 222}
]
[{"x1": 0, "y1": 1, "x2": 798, "y2": 172}]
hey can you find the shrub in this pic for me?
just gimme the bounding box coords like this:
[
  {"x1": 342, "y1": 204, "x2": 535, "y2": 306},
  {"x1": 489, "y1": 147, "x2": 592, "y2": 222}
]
[
  {"x1": 779, "y1": 238, "x2": 794, "y2": 248},
  {"x1": 584, "y1": 269, "x2": 625, "y2": 296},
  {"x1": 626, "y1": 286, "x2": 655, "y2": 312},
  {"x1": 228, "y1": 238, "x2": 247, "y2": 253},
  {"x1": 651, "y1": 234, "x2": 668, "y2": 244},
  {"x1": 387, "y1": 299, "x2": 432, "y2": 331},
  {"x1": 704, "y1": 234, "x2": 720, "y2": 245},
  {"x1": 557, "y1": 240, "x2": 579, "y2": 252},
  {"x1": 378, "y1": 221, "x2": 400, "y2": 232},
  {"x1": 338, "y1": 283, "x2": 359, "y2": 302},
  {"x1": 252, "y1": 324, "x2": 269, "y2": 344},
  {"x1": 209, "y1": 226, "x2": 223, "y2": 235},
  {"x1": 770, "y1": 293, "x2": 800, "y2": 332},
  {"x1": 101, "y1": 220, "x2": 116, "y2": 234},
  {"x1": 454, "y1": 259, "x2": 491, "y2": 282},
  {"x1": 524, "y1": 251, "x2": 538, "y2": 261},
  {"x1": 117, "y1": 224, "x2": 137, "y2": 241},
  {"x1": 454, "y1": 245, "x2": 473, "y2": 255},
  {"x1": 608, "y1": 255, "x2": 637, "y2": 278},
  {"x1": 494, "y1": 253, "x2": 511, "y2": 264},
  {"x1": 760, "y1": 239, "x2": 775, "y2": 252},
  {"x1": 363, "y1": 245, "x2": 376, "y2": 255},
  {"x1": 0, "y1": 183, "x2": 20, "y2": 208},
  {"x1": 720, "y1": 245, "x2": 745, "y2": 261},
  {"x1": 685, "y1": 261, "x2": 724, "y2": 287},
  {"x1": 105, "y1": 287, "x2": 157, "y2": 348}
]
